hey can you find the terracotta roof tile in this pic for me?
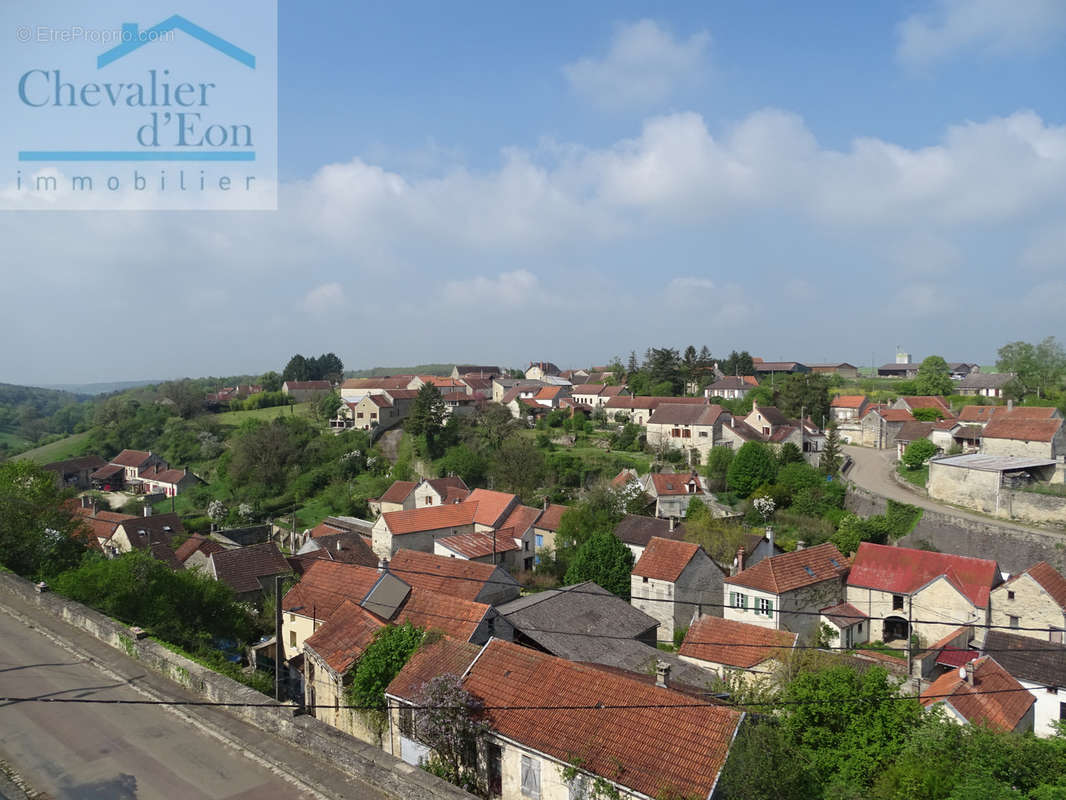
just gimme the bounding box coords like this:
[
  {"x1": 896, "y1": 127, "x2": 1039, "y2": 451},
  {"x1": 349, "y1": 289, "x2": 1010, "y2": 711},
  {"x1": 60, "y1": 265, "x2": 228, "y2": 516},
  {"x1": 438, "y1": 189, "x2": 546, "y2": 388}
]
[
  {"x1": 303, "y1": 600, "x2": 386, "y2": 673},
  {"x1": 900, "y1": 396, "x2": 951, "y2": 412},
  {"x1": 283, "y1": 561, "x2": 382, "y2": 620},
  {"x1": 650, "y1": 472, "x2": 703, "y2": 496},
  {"x1": 416, "y1": 640, "x2": 744, "y2": 799},
  {"x1": 1005, "y1": 561, "x2": 1066, "y2": 610},
  {"x1": 632, "y1": 537, "x2": 701, "y2": 582},
  {"x1": 1005, "y1": 406, "x2": 1059, "y2": 420},
  {"x1": 820, "y1": 602, "x2": 867, "y2": 628},
  {"x1": 957, "y1": 405, "x2": 1007, "y2": 423},
  {"x1": 389, "y1": 550, "x2": 511, "y2": 602},
  {"x1": 174, "y1": 535, "x2": 225, "y2": 563},
  {"x1": 831, "y1": 395, "x2": 867, "y2": 409},
  {"x1": 397, "y1": 588, "x2": 489, "y2": 641},
  {"x1": 437, "y1": 531, "x2": 521, "y2": 559},
  {"x1": 920, "y1": 656, "x2": 1033, "y2": 732},
  {"x1": 876, "y1": 409, "x2": 915, "y2": 423},
  {"x1": 501, "y1": 504, "x2": 541, "y2": 535},
  {"x1": 534, "y1": 503, "x2": 568, "y2": 531},
  {"x1": 613, "y1": 515, "x2": 684, "y2": 548},
  {"x1": 847, "y1": 543, "x2": 999, "y2": 607},
  {"x1": 111, "y1": 449, "x2": 154, "y2": 467},
  {"x1": 725, "y1": 542, "x2": 847, "y2": 594},
  {"x1": 385, "y1": 636, "x2": 481, "y2": 700},
  {"x1": 381, "y1": 502, "x2": 478, "y2": 535},
  {"x1": 464, "y1": 489, "x2": 517, "y2": 527},
  {"x1": 378, "y1": 480, "x2": 417, "y2": 505},
  {"x1": 309, "y1": 532, "x2": 378, "y2": 568},
  {"x1": 981, "y1": 417, "x2": 1062, "y2": 443},
  {"x1": 680, "y1": 616, "x2": 797, "y2": 668}
]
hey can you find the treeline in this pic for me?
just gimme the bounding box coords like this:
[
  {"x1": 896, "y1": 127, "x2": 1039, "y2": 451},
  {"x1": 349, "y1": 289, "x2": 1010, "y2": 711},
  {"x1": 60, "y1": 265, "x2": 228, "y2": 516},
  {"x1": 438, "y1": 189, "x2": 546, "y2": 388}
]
[{"x1": 281, "y1": 352, "x2": 344, "y2": 383}]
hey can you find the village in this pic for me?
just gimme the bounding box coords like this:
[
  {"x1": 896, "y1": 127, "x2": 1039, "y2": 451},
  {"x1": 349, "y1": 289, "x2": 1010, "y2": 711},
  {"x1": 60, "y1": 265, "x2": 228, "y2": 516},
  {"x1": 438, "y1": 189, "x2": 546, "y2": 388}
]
[{"x1": 9, "y1": 345, "x2": 1065, "y2": 800}]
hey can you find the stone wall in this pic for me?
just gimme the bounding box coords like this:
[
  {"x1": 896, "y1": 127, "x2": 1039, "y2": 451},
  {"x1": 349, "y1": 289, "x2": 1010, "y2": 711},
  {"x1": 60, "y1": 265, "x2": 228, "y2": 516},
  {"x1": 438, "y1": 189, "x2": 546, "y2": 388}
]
[
  {"x1": 846, "y1": 486, "x2": 1066, "y2": 574},
  {"x1": 0, "y1": 573, "x2": 473, "y2": 800},
  {"x1": 1000, "y1": 490, "x2": 1066, "y2": 526}
]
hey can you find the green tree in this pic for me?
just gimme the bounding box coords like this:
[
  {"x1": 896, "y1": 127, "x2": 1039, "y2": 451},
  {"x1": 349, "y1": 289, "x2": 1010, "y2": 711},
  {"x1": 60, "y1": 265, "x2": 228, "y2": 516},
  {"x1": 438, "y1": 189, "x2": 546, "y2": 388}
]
[
  {"x1": 644, "y1": 348, "x2": 683, "y2": 395},
  {"x1": 721, "y1": 350, "x2": 755, "y2": 377},
  {"x1": 311, "y1": 352, "x2": 345, "y2": 383},
  {"x1": 259, "y1": 370, "x2": 283, "y2": 392},
  {"x1": 911, "y1": 407, "x2": 944, "y2": 422},
  {"x1": 489, "y1": 436, "x2": 546, "y2": 500},
  {"x1": 777, "y1": 442, "x2": 804, "y2": 466},
  {"x1": 346, "y1": 623, "x2": 425, "y2": 733},
  {"x1": 406, "y1": 384, "x2": 447, "y2": 456},
  {"x1": 775, "y1": 373, "x2": 831, "y2": 426},
  {"x1": 564, "y1": 530, "x2": 634, "y2": 598},
  {"x1": 914, "y1": 356, "x2": 953, "y2": 396},
  {"x1": 314, "y1": 390, "x2": 343, "y2": 422},
  {"x1": 716, "y1": 717, "x2": 819, "y2": 800},
  {"x1": 705, "y1": 446, "x2": 734, "y2": 487},
  {"x1": 554, "y1": 484, "x2": 627, "y2": 569},
  {"x1": 727, "y1": 442, "x2": 777, "y2": 497},
  {"x1": 0, "y1": 461, "x2": 87, "y2": 578},
  {"x1": 282, "y1": 354, "x2": 311, "y2": 382},
  {"x1": 902, "y1": 438, "x2": 937, "y2": 470},
  {"x1": 437, "y1": 444, "x2": 489, "y2": 486},
  {"x1": 159, "y1": 379, "x2": 205, "y2": 419},
  {"x1": 819, "y1": 422, "x2": 843, "y2": 476},
  {"x1": 997, "y1": 336, "x2": 1066, "y2": 398}
]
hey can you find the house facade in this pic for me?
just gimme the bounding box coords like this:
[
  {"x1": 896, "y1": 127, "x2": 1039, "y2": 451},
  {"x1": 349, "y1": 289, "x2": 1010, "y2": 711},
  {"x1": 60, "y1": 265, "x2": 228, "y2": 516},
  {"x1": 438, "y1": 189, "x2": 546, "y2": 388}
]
[
  {"x1": 988, "y1": 562, "x2": 1066, "y2": 643},
  {"x1": 984, "y1": 631, "x2": 1066, "y2": 737},
  {"x1": 679, "y1": 615, "x2": 798, "y2": 683},
  {"x1": 630, "y1": 538, "x2": 725, "y2": 643}
]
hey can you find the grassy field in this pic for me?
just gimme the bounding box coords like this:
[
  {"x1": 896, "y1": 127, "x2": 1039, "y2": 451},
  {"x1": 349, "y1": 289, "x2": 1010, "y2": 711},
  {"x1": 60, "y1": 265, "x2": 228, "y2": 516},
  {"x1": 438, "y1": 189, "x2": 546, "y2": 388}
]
[
  {"x1": 211, "y1": 402, "x2": 314, "y2": 426},
  {"x1": 15, "y1": 431, "x2": 91, "y2": 464}
]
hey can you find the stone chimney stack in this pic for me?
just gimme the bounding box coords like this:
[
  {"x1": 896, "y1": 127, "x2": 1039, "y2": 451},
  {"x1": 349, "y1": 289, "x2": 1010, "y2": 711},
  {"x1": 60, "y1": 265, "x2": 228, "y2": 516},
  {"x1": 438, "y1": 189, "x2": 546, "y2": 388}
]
[
  {"x1": 795, "y1": 541, "x2": 805, "y2": 551},
  {"x1": 377, "y1": 557, "x2": 389, "y2": 573},
  {"x1": 766, "y1": 526, "x2": 774, "y2": 553},
  {"x1": 655, "y1": 660, "x2": 670, "y2": 689},
  {"x1": 732, "y1": 545, "x2": 745, "y2": 576},
  {"x1": 1007, "y1": 399, "x2": 1013, "y2": 412},
  {"x1": 668, "y1": 517, "x2": 676, "y2": 533},
  {"x1": 143, "y1": 504, "x2": 152, "y2": 517},
  {"x1": 964, "y1": 660, "x2": 975, "y2": 685}
]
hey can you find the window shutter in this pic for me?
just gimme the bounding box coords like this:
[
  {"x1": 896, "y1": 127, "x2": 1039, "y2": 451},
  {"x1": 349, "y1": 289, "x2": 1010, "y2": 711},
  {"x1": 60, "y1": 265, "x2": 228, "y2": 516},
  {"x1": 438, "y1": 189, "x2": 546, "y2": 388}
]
[
  {"x1": 521, "y1": 755, "x2": 541, "y2": 798},
  {"x1": 729, "y1": 592, "x2": 736, "y2": 608},
  {"x1": 742, "y1": 594, "x2": 748, "y2": 610},
  {"x1": 766, "y1": 599, "x2": 773, "y2": 616}
]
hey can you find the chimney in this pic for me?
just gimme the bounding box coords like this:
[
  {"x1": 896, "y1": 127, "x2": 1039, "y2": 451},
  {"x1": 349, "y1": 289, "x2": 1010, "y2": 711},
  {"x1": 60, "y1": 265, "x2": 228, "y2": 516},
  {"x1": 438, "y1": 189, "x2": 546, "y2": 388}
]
[
  {"x1": 964, "y1": 660, "x2": 975, "y2": 685},
  {"x1": 795, "y1": 541, "x2": 805, "y2": 551},
  {"x1": 766, "y1": 526, "x2": 774, "y2": 553},
  {"x1": 543, "y1": 496, "x2": 549, "y2": 511},
  {"x1": 655, "y1": 660, "x2": 670, "y2": 689},
  {"x1": 1007, "y1": 399, "x2": 1013, "y2": 412},
  {"x1": 732, "y1": 545, "x2": 745, "y2": 576},
  {"x1": 143, "y1": 504, "x2": 152, "y2": 517},
  {"x1": 377, "y1": 557, "x2": 388, "y2": 573},
  {"x1": 336, "y1": 539, "x2": 343, "y2": 552},
  {"x1": 668, "y1": 517, "x2": 676, "y2": 532}
]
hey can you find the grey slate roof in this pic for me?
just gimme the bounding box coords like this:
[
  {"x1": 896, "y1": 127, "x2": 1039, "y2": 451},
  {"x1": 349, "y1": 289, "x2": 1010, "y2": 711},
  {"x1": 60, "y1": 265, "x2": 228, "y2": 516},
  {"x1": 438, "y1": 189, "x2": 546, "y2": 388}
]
[
  {"x1": 984, "y1": 630, "x2": 1066, "y2": 688},
  {"x1": 496, "y1": 582, "x2": 658, "y2": 643},
  {"x1": 613, "y1": 515, "x2": 685, "y2": 548},
  {"x1": 958, "y1": 372, "x2": 1016, "y2": 390}
]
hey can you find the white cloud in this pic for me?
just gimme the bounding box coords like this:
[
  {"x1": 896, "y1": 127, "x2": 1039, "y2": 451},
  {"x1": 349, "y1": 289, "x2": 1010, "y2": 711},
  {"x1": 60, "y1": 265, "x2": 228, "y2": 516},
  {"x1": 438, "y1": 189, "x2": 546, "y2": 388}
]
[
  {"x1": 897, "y1": 0, "x2": 1066, "y2": 68},
  {"x1": 302, "y1": 282, "x2": 346, "y2": 313},
  {"x1": 442, "y1": 270, "x2": 541, "y2": 308},
  {"x1": 564, "y1": 20, "x2": 710, "y2": 110},
  {"x1": 886, "y1": 234, "x2": 963, "y2": 275},
  {"x1": 1021, "y1": 227, "x2": 1066, "y2": 271}
]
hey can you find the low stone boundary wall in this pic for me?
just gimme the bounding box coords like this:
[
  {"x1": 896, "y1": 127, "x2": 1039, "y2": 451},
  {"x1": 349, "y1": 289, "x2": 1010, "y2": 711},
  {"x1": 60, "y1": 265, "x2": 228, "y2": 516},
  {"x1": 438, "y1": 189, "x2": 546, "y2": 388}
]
[
  {"x1": 846, "y1": 485, "x2": 1066, "y2": 573},
  {"x1": 0, "y1": 572, "x2": 472, "y2": 800}
]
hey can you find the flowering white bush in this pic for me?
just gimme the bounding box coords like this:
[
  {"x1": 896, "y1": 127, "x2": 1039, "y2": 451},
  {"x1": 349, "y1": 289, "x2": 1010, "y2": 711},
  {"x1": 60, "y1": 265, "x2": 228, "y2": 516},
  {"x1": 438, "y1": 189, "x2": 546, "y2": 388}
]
[
  {"x1": 207, "y1": 499, "x2": 228, "y2": 524},
  {"x1": 752, "y1": 495, "x2": 776, "y2": 522},
  {"x1": 237, "y1": 502, "x2": 254, "y2": 522}
]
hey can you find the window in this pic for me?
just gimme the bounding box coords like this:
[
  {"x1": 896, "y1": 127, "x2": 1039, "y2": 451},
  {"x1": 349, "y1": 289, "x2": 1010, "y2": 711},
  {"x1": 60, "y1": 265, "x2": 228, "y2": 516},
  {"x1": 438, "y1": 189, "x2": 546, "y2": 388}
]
[
  {"x1": 535, "y1": 534, "x2": 543, "y2": 549},
  {"x1": 289, "y1": 630, "x2": 296, "y2": 648},
  {"x1": 730, "y1": 592, "x2": 747, "y2": 610},
  {"x1": 757, "y1": 597, "x2": 774, "y2": 617},
  {"x1": 672, "y1": 428, "x2": 681, "y2": 438},
  {"x1": 682, "y1": 429, "x2": 691, "y2": 438},
  {"x1": 642, "y1": 576, "x2": 649, "y2": 583},
  {"x1": 699, "y1": 431, "x2": 708, "y2": 437},
  {"x1": 1052, "y1": 628, "x2": 1065, "y2": 644},
  {"x1": 858, "y1": 622, "x2": 863, "y2": 633},
  {"x1": 1047, "y1": 687, "x2": 1058, "y2": 695},
  {"x1": 1009, "y1": 615, "x2": 1020, "y2": 629},
  {"x1": 1007, "y1": 590, "x2": 1015, "y2": 600},
  {"x1": 357, "y1": 412, "x2": 364, "y2": 419},
  {"x1": 892, "y1": 595, "x2": 904, "y2": 611},
  {"x1": 520, "y1": 755, "x2": 540, "y2": 798}
]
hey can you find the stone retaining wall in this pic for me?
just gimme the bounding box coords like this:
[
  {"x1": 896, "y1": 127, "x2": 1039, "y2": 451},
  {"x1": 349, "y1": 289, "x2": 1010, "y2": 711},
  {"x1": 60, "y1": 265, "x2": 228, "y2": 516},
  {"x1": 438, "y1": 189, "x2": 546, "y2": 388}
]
[{"x1": 0, "y1": 572, "x2": 472, "y2": 800}]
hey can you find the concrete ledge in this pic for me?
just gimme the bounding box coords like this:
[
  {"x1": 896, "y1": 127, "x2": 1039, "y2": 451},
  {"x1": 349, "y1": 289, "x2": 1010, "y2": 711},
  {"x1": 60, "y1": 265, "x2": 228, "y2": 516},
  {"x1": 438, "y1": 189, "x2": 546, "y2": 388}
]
[
  {"x1": 888, "y1": 467, "x2": 929, "y2": 497},
  {"x1": 0, "y1": 572, "x2": 473, "y2": 800}
]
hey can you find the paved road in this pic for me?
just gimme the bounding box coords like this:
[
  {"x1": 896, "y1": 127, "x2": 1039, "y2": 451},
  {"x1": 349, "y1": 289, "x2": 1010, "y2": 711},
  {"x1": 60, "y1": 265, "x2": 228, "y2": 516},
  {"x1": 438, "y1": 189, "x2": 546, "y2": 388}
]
[
  {"x1": 0, "y1": 609, "x2": 317, "y2": 800},
  {"x1": 843, "y1": 445, "x2": 1057, "y2": 535}
]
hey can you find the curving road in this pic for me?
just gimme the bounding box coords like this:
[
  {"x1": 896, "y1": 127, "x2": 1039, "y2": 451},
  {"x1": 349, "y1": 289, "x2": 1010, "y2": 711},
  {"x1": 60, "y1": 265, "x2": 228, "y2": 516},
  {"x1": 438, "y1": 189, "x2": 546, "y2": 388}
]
[{"x1": 842, "y1": 445, "x2": 1056, "y2": 535}]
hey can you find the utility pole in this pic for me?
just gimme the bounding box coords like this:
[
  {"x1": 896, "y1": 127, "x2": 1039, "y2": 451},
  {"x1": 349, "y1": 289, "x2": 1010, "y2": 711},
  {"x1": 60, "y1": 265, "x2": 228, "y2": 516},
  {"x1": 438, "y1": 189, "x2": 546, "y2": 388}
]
[
  {"x1": 906, "y1": 594, "x2": 913, "y2": 678},
  {"x1": 274, "y1": 574, "x2": 285, "y2": 701}
]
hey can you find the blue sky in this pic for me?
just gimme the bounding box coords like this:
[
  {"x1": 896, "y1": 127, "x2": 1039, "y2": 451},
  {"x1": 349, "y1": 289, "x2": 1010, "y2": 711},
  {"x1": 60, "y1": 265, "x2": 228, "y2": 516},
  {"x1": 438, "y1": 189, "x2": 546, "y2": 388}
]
[{"x1": 4, "y1": 0, "x2": 1066, "y2": 384}]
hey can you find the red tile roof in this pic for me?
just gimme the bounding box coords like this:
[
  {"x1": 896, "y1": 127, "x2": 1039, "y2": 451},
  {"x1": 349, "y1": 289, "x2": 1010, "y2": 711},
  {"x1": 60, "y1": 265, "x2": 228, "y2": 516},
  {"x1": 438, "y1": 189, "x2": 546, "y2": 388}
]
[
  {"x1": 397, "y1": 588, "x2": 489, "y2": 641},
  {"x1": 533, "y1": 386, "x2": 563, "y2": 400},
  {"x1": 443, "y1": 640, "x2": 742, "y2": 799},
  {"x1": 725, "y1": 542, "x2": 847, "y2": 594},
  {"x1": 1004, "y1": 561, "x2": 1066, "y2": 611},
  {"x1": 385, "y1": 636, "x2": 481, "y2": 700},
  {"x1": 820, "y1": 602, "x2": 867, "y2": 628},
  {"x1": 647, "y1": 404, "x2": 726, "y2": 426},
  {"x1": 632, "y1": 537, "x2": 701, "y2": 582},
  {"x1": 342, "y1": 376, "x2": 414, "y2": 391},
  {"x1": 378, "y1": 480, "x2": 417, "y2": 505},
  {"x1": 1005, "y1": 406, "x2": 1060, "y2": 419},
  {"x1": 111, "y1": 449, "x2": 154, "y2": 467},
  {"x1": 464, "y1": 489, "x2": 517, "y2": 527},
  {"x1": 501, "y1": 504, "x2": 540, "y2": 535},
  {"x1": 877, "y1": 409, "x2": 915, "y2": 423},
  {"x1": 831, "y1": 395, "x2": 867, "y2": 409},
  {"x1": 283, "y1": 561, "x2": 382, "y2": 620},
  {"x1": 957, "y1": 405, "x2": 1007, "y2": 423},
  {"x1": 847, "y1": 542, "x2": 999, "y2": 607},
  {"x1": 680, "y1": 616, "x2": 797, "y2": 669},
  {"x1": 920, "y1": 657, "x2": 1033, "y2": 732},
  {"x1": 89, "y1": 463, "x2": 124, "y2": 480},
  {"x1": 381, "y1": 502, "x2": 478, "y2": 535},
  {"x1": 900, "y1": 396, "x2": 951, "y2": 412},
  {"x1": 534, "y1": 503, "x2": 568, "y2": 531},
  {"x1": 303, "y1": 600, "x2": 385, "y2": 673},
  {"x1": 140, "y1": 466, "x2": 195, "y2": 485},
  {"x1": 388, "y1": 550, "x2": 504, "y2": 602},
  {"x1": 650, "y1": 472, "x2": 703, "y2": 496},
  {"x1": 981, "y1": 417, "x2": 1062, "y2": 443},
  {"x1": 174, "y1": 534, "x2": 226, "y2": 563},
  {"x1": 210, "y1": 542, "x2": 291, "y2": 595},
  {"x1": 437, "y1": 532, "x2": 521, "y2": 559}
]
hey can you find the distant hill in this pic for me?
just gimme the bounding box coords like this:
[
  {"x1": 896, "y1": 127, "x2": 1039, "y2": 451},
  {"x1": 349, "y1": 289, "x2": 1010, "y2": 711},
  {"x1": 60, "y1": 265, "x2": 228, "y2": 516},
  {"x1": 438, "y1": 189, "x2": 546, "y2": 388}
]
[
  {"x1": 32, "y1": 379, "x2": 159, "y2": 395},
  {"x1": 345, "y1": 364, "x2": 457, "y2": 378}
]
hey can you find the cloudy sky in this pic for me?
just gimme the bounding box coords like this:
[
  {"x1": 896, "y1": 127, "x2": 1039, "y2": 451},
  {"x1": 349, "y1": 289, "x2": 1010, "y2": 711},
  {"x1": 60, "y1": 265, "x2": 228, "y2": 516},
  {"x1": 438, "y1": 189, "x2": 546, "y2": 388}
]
[{"x1": 4, "y1": 0, "x2": 1066, "y2": 385}]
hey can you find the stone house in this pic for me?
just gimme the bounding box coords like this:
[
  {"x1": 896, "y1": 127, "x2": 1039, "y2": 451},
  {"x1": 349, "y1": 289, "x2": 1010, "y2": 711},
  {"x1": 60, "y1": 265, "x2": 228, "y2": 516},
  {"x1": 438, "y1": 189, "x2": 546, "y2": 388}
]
[
  {"x1": 983, "y1": 631, "x2": 1066, "y2": 737},
  {"x1": 988, "y1": 561, "x2": 1066, "y2": 643},
  {"x1": 281, "y1": 380, "x2": 332, "y2": 402},
  {"x1": 108, "y1": 449, "x2": 168, "y2": 485},
  {"x1": 830, "y1": 395, "x2": 868, "y2": 423},
  {"x1": 43, "y1": 455, "x2": 107, "y2": 490},
  {"x1": 371, "y1": 488, "x2": 518, "y2": 559},
  {"x1": 679, "y1": 615, "x2": 798, "y2": 683},
  {"x1": 723, "y1": 542, "x2": 848, "y2": 643},
  {"x1": 208, "y1": 541, "x2": 292, "y2": 604},
  {"x1": 958, "y1": 372, "x2": 1016, "y2": 399},
  {"x1": 524, "y1": 361, "x2": 561, "y2": 381},
  {"x1": 704, "y1": 375, "x2": 758, "y2": 400},
  {"x1": 980, "y1": 417, "x2": 1065, "y2": 459},
  {"x1": 892, "y1": 396, "x2": 952, "y2": 416},
  {"x1": 644, "y1": 471, "x2": 706, "y2": 519},
  {"x1": 605, "y1": 395, "x2": 708, "y2": 427},
  {"x1": 630, "y1": 537, "x2": 725, "y2": 643},
  {"x1": 434, "y1": 531, "x2": 522, "y2": 569},
  {"x1": 138, "y1": 465, "x2": 201, "y2": 498},
  {"x1": 920, "y1": 656, "x2": 1035, "y2": 734},
  {"x1": 612, "y1": 515, "x2": 685, "y2": 561},
  {"x1": 412, "y1": 476, "x2": 470, "y2": 508},
  {"x1": 569, "y1": 384, "x2": 608, "y2": 408},
  {"x1": 894, "y1": 420, "x2": 935, "y2": 460},
  {"x1": 385, "y1": 637, "x2": 744, "y2": 800},
  {"x1": 339, "y1": 376, "x2": 413, "y2": 400},
  {"x1": 860, "y1": 407, "x2": 914, "y2": 448},
  {"x1": 107, "y1": 512, "x2": 185, "y2": 556},
  {"x1": 372, "y1": 480, "x2": 418, "y2": 515},
  {"x1": 644, "y1": 403, "x2": 728, "y2": 463},
  {"x1": 174, "y1": 534, "x2": 227, "y2": 571},
  {"x1": 531, "y1": 502, "x2": 567, "y2": 558},
  {"x1": 927, "y1": 454, "x2": 1058, "y2": 518},
  {"x1": 819, "y1": 602, "x2": 870, "y2": 649},
  {"x1": 332, "y1": 394, "x2": 396, "y2": 431},
  {"x1": 846, "y1": 542, "x2": 1001, "y2": 648}
]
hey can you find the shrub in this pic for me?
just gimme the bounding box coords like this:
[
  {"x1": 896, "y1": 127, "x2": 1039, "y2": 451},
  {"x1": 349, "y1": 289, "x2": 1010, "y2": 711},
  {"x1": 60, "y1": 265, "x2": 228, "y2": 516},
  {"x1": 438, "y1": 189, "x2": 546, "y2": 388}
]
[
  {"x1": 727, "y1": 442, "x2": 777, "y2": 498},
  {"x1": 902, "y1": 438, "x2": 937, "y2": 470}
]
